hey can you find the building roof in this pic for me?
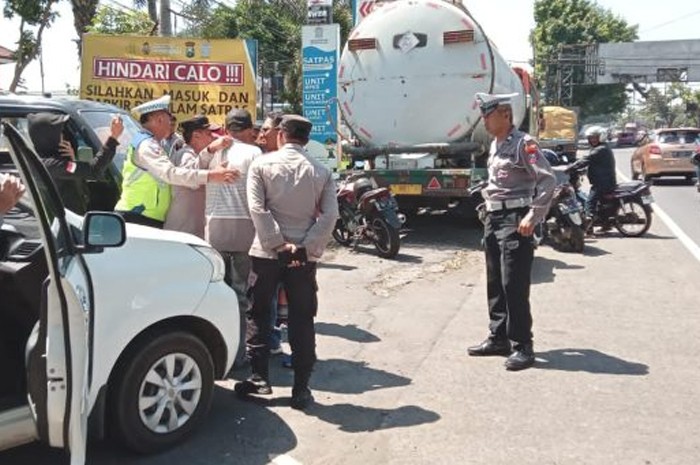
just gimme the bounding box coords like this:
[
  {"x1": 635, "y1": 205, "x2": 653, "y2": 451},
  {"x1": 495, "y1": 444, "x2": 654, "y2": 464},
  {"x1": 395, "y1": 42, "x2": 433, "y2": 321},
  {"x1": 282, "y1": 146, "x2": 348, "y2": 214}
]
[{"x1": 0, "y1": 45, "x2": 15, "y2": 64}]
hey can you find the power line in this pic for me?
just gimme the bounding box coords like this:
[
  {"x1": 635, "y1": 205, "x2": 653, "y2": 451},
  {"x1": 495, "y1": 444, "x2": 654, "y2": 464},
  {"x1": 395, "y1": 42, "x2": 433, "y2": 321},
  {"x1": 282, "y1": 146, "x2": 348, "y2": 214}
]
[{"x1": 639, "y1": 8, "x2": 700, "y2": 34}]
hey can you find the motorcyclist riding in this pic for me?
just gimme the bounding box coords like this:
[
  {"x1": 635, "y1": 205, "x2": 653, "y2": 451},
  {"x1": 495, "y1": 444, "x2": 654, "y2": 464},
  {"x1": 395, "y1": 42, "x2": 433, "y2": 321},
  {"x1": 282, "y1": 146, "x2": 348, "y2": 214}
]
[{"x1": 569, "y1": 126, "x2": 616, "y2": 230}]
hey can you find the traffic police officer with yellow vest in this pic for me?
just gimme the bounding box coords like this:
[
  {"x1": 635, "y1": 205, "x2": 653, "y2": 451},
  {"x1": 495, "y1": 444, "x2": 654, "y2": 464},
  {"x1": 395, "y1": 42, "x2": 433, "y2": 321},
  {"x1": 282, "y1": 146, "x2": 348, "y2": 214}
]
[
  {"x1": 115, "y1": 95, "x2": 237, "y2": 228},
  {"x1": 467, "y1": 92, "x2": 555, "y2": 371}
]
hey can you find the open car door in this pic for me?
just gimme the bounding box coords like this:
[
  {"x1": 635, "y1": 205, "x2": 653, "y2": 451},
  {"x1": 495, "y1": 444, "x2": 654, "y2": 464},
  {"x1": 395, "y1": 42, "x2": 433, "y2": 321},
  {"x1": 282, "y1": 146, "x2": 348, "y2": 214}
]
[{"x1": 2, "y1": 121, "x2": 91, "y2": 465}]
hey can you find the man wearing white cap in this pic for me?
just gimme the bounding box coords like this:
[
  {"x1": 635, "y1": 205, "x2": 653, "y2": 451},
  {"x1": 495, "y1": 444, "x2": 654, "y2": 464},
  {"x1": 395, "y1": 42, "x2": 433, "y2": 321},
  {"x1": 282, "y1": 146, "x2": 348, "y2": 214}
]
[
  {"x1": 115, "y1": 95, "x2": 237, "y2": 228},
  {"x1": 467, "y1": 92, "x2": 555, "y2": 371}
]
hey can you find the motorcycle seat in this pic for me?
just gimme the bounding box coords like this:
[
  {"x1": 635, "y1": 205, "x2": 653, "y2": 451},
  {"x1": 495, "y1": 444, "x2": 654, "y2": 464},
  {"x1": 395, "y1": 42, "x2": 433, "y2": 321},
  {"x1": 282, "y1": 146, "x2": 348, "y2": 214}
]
[{"x1": 358, "y1": 187, "x2": 391, "y2": 203}]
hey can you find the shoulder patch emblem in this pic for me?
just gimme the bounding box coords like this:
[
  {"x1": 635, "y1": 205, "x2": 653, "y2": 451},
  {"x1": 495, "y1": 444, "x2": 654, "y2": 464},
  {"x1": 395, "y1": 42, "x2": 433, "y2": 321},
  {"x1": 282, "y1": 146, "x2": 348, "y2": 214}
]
[{"x1": 524, "y1": 140, "x2": 539, "y2": 163}]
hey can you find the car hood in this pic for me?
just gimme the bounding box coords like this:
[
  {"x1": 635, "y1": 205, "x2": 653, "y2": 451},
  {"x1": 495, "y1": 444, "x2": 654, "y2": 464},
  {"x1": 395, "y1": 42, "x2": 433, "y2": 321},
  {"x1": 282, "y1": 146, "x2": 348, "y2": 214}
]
[{"x1": 65, "y1": 209, "x2": 210, "y2": 247}]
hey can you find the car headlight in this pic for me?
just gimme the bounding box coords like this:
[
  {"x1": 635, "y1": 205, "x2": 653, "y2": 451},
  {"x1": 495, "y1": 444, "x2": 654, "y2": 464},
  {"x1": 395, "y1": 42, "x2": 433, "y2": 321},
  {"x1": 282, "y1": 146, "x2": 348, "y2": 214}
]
[{"x1": 193, "y1": 246, "x2": 226, "y2": 282}]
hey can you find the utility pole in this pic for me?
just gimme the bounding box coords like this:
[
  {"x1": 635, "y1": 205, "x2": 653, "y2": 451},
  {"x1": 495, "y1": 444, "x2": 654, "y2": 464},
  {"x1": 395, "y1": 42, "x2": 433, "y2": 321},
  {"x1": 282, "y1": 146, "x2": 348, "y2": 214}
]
[{"x1": 160, "y1": 0, "x2": 172, "y2": 36}]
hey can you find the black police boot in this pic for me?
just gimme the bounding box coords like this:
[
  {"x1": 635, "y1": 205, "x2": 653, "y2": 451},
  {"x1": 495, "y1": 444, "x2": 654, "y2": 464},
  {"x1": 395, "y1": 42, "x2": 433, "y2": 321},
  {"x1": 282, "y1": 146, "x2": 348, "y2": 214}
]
[
  {"x1": 467, "y1": 337, "x2": 512, "y2": 357},
  {"x1": 504, "y1": 344, "x2": 535, "y2": 371},
  {"x1": 291, "y1": 369, "x2": 314, "y2": 410}
]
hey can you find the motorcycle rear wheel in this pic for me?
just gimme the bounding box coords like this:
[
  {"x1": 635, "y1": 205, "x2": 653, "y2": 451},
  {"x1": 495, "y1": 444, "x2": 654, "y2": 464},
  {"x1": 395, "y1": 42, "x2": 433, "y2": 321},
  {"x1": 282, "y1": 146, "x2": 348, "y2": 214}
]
[
  {"x1": 615, "y1": 200, "x2": 652, "y2": 237},
  {"x1": 371, "y1": 216, "x2": 400, "y2": 259}
]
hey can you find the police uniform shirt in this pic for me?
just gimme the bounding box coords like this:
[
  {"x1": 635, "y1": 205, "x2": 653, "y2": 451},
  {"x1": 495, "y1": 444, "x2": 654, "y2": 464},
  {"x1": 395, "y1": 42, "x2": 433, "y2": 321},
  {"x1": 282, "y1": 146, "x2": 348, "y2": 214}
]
[
  {"x1": 163, "y1": 144, "x2": 206, "y2": 238},
  {"x1": 483, "y1": 127, "x2": 556, "y2": 223},
  {"x1": 247, "y1": 143, "x2": 339, "y2": 262},
  {"x1": 133, "y1": 135, "x2": 209, "y2": 188}
]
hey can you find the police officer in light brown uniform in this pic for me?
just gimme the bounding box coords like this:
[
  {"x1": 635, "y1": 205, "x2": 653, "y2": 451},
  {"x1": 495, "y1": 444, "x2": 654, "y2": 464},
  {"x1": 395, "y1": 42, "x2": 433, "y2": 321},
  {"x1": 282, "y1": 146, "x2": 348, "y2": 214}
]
[
  {"x1": 236, "y1": 115, "x2": 338, "y2": 410},
  {"x1": 467, "y1": 92, "x2": 555, "y2": 371}
]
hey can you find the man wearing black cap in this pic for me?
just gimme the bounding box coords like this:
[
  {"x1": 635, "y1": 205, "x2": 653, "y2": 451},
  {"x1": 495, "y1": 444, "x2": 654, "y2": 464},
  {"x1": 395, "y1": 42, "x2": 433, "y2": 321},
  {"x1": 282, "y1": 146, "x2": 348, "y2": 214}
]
[
  {"x1": 204, "y1": 108, "x2": 261, "y2": 367},
  {"x1": 225, "y1": 108, "x2": 259, "y2": 145},
  {"x1": 467, "y1": 93, "x2": 555, "y2": 371},
  {"x1": 27, "y1": 112, "x2": 123, "y2": 214},
  {"x1": 237, "y1": 114, "x2": 338, "y2": 410},
  {"x1": 164, "y1": 115, "x2": 231, "y2": 238}
]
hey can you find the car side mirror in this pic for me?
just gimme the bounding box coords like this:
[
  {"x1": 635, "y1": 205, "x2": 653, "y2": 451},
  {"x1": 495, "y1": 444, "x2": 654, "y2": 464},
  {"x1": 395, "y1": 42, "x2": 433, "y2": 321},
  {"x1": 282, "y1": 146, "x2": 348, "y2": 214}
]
[
  {"x1": 76, "y1": 146, "x2": 94, "y2": 162},
  {"x1": 83, "y1": 212, "x2": 126, "y2": 251}
]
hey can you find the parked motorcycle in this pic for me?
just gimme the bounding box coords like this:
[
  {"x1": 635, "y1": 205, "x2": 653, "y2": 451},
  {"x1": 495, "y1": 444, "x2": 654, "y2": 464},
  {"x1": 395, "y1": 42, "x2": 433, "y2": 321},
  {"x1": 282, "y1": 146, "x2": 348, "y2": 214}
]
[
  {"x1": 333, "y1": 174, "x2": 403, "y2": 259},
  {"x1": 566, "y1": 164, "x2": 654, "y2": 237},
  {"x1": 542, "y1": 150, "x2": 585, "y2": 253}
]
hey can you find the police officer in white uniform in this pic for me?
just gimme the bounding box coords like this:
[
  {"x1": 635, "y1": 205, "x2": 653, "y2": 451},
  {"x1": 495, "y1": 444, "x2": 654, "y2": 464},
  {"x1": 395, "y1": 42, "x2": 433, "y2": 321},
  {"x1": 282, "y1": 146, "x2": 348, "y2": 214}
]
[
  {"x1": 114, "y1": 95, "x2": 237, "y2": 228},
  {"x1": 467, "y1": 93, "x2": 555, "y2": 371}
]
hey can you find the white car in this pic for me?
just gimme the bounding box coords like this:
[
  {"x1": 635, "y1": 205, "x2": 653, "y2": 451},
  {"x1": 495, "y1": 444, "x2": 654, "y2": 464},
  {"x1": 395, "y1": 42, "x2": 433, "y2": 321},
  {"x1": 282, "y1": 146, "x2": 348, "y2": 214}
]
[{"x1": 0, "y1": 122, "x2": 239, "y2": 463}]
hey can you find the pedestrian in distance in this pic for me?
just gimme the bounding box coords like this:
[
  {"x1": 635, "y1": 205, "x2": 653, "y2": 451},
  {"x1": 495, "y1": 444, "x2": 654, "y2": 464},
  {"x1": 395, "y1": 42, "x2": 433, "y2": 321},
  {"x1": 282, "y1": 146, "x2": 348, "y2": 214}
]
[
  {"x1": 203, "y1": 108, "x2": 261, "y2": 367},
  {"x1": 114, "y1": 95, "x2": 239, "y2": 228},
  {"x1": 236, "y1": 114, "x2": 339, "y2": 410},
  {"x1": 27, "y1": 112, "x2": 123, "y2": 215},
  {"x1": 164, "y1": 115, "x2": 232, "y2": 238},
  {"x1": 467, "y1": 92, "x2": 555, "y2": 371}
]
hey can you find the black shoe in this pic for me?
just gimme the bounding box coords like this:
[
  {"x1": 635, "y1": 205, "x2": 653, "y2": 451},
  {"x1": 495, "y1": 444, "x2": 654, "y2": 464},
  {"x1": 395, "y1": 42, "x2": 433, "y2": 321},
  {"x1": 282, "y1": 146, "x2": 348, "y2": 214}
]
[
  {"x1": 467, "y1": 338, "x2": 512, "y2": 357},
  {"x1": 504, "y1": 345, "x2": 535, "y2": 371},
  {"x1": 234, "y1": 375, "x2": 273, "y2": 396},
  {"x1": 290, "y1": 387, "x2": 314, "y2": 410}
]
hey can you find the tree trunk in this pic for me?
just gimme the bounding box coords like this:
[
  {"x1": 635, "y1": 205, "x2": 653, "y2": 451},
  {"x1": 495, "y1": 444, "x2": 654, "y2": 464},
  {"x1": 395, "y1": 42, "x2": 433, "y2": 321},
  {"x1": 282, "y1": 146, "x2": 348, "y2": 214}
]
[
  {"x1": 70, "y1": 0, "x2": 99, "y2": 58},
  {"x1": 159, "y1": 0, "x2": 172, "y2": 36},
  {"x1": 10, "y1": 3, "x2": 55, "y2": 93}
]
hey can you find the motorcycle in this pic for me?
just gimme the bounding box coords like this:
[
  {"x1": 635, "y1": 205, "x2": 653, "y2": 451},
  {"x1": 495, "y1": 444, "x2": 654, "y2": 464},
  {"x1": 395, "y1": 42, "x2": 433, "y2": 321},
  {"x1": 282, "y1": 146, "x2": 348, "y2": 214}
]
[
  {"x1": 566, "y1": 164, "x2": 654, "y2": 237},
  {"x1": 333, "y1": 174, "x2": 403, "y2": 259},
  {"x1": 541, "y1": 150, "x2": 585, "y2": 253}
]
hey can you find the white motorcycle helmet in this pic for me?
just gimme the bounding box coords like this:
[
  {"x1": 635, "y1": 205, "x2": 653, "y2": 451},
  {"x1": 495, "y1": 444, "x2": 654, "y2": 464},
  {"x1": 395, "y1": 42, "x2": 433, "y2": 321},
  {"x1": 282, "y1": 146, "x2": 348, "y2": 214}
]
[{"x1": 584, "y1": 125, "x2": 607, "y2": 143}]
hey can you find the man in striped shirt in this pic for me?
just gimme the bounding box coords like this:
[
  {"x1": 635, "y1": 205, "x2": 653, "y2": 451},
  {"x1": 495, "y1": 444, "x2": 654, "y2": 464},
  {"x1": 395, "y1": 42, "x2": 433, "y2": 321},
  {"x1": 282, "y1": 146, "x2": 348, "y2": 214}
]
[{"x1": 203, "y1": 109, "x2": 261, "y2": 366}]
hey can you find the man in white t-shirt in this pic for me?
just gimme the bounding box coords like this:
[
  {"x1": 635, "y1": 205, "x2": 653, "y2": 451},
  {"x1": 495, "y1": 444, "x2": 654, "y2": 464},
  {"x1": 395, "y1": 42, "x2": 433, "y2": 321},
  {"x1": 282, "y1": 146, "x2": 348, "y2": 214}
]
[{"x1": 203, "y1": 109, "x2": 261, "y2": 365}]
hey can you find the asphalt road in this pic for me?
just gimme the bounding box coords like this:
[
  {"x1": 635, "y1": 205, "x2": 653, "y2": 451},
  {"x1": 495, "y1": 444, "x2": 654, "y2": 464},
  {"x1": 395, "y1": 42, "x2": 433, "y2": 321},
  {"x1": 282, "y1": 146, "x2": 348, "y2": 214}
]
[{"x1": 613, "y1": 146, "x2": 700, "y2": 251}]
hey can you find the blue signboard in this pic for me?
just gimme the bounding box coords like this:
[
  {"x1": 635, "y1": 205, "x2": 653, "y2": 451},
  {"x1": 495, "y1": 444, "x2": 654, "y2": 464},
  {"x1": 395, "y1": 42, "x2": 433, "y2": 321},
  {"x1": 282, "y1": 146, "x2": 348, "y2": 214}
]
[{"x1": 302, "y1": 24, "x2": 340, "y2": 170}]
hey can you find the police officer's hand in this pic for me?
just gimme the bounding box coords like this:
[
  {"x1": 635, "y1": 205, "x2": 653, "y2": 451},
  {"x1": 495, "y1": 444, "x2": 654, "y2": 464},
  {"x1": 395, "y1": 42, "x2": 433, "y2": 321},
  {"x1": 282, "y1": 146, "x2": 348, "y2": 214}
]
[
  {"x1": 0, "y1": 174, "x2": 25, "y2": 214},
  {"x1": 207, "y1": 160, "x2": 240, "y2": 183},
  {"x1": 110, "y1": 115, "x2": 124, "y2": 140},
  {"x1": 517, "y1": 211, "x2": 537, "y2": 237},
  {"x1": 207, "y1": 136, "x2": 233, "y2": 154}
]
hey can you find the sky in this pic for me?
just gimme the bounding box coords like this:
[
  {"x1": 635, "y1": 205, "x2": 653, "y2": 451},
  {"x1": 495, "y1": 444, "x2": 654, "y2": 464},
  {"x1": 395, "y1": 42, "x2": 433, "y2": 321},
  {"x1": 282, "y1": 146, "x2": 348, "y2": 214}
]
[{"x1": 1, "y1": 0, "x2": 699, "y2": 93}]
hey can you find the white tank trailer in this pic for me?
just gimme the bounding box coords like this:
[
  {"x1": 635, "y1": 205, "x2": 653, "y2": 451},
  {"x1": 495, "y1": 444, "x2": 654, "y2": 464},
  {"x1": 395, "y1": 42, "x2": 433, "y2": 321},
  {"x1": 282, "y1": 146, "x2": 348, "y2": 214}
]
[{"x1": 339, "y1": 0, "x2": 531, "y2": 160}]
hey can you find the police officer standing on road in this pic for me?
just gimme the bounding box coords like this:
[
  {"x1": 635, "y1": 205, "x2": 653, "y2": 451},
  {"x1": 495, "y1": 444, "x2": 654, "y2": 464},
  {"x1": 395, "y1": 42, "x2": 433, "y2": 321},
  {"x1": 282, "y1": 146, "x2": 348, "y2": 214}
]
[
  {"x1": 467, "y1": 92, "x2": 555, "y2": 371},
  {"x1": 236, "y1": 115, "x2": 338, "y2": 410},
  {"x1": 114, "y1": 95, "x2": 237, "y2": 228}
]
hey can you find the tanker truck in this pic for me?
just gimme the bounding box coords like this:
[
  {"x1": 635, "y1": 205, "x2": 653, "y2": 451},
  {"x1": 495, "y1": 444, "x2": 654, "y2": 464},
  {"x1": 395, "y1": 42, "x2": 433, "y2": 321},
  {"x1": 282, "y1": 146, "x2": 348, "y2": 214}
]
[{"x1": 338, "y1": 0, "x2": 538, "y2": 215}]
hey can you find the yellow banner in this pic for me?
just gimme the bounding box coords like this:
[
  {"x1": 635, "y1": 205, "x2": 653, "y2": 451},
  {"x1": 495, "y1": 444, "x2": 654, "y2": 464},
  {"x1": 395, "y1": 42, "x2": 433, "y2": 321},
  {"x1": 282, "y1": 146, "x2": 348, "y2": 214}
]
[{"x1": 80, "y1": 35, "x2": 258, "y2": 124}]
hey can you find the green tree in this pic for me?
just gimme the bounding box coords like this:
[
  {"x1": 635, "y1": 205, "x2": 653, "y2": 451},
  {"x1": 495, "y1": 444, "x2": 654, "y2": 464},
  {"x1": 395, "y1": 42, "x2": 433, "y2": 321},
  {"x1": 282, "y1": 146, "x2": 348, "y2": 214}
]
[
  {"x1": 532, "y1": 0, "x2": 638, "y2": 119},
  {"x1": 179, "y1": 0, "x2": 353, "y2": 112},
  {"x1": 3, "y1": 0, "x2": 61, "y2": 92},
  {"x1": 88, "y1": 5, "x2": 155, "y2": 35},
  {"x1": 637, "y1": 83, "x2": 700, "y2": 128}
]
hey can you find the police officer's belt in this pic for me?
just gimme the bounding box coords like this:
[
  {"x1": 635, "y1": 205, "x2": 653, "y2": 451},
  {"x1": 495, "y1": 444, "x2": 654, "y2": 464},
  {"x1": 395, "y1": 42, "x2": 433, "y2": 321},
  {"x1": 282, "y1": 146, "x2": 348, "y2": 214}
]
[{"x1": 485, "y1": 198, "x2": 531, "y2": 212}]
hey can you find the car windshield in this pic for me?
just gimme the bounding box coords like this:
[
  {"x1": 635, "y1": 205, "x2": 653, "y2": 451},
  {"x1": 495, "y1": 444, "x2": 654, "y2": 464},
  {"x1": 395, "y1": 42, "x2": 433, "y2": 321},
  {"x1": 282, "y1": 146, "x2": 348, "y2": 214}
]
[
  {"x1": 79, "y1": 109, "x2": 141, "y2": 172},
  {"x1": 657, "y1": 130, "x2": 700, "y2": 145}
]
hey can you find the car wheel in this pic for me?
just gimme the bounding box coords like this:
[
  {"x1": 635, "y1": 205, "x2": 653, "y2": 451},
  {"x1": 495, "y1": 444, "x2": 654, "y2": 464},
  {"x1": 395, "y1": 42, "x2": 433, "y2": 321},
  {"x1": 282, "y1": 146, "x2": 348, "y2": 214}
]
[{"x1": 112, "y1": 332, "x2": 215, "y2": 453}]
